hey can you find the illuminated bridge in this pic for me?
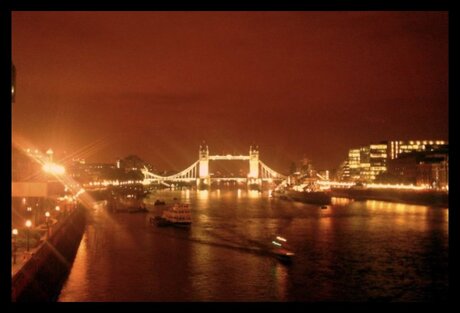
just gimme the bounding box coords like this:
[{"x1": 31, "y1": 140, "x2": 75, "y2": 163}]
[{"x1": 142, "y1": 144, "x2": 286, "y2": 186}]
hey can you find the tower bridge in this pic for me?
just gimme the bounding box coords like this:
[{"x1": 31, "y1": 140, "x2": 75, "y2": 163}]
[{"x1": 142, "y1": 144, "x2": 286, "y2": 186}]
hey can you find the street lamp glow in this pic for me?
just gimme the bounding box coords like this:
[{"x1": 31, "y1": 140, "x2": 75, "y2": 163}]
[
  {"x1": 55, "y1": 206, "x2": 60, "y2": 212},
  {"x1": 12, "y1": 229, "x2": 18, "y2": 264},
  {"x1": 42, "y1": 162, "x2": 66, "y2": 175},
  {"x1": 45, "y1": 212, "x2": 51, "y2": 238},
  {"x1": 25, "y1": 220, "x2": 32, "y2": 252}
]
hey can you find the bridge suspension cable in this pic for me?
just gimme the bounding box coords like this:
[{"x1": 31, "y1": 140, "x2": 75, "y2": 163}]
[
  {"x1": 259, "y1": 160, "x2": 286, "y2": 179},
  {"x1": 142, "y1": 161, "x2": 199, "y2": 182}
]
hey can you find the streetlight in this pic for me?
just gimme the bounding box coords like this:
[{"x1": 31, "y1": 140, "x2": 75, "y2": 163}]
[
  {"x1": 35, "y1": 202, "x2": 39, "y2": 225},
  {"x1": 42, "y1": 162, "x2": 65, "y2": 175},
  {"x1": 45, "y1": 211, "x2": 50, "y2": 239},
  {"x1": 55, "y1": 205, "x2": 60, "y2": 221},
  {"x1": 25, "y1": 220, "x2": 32, "y2": 252},
  {"x1": 12, "y1": 229, "x2": 18, "y2": 264}
]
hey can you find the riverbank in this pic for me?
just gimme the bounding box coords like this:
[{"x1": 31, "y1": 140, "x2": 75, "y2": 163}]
[
  {"x1": 330, "y1": 188, "x2": 448, "y2": 207},
  {"x1": 12, "y1": 205, "x2": 86, "y2": 302}
]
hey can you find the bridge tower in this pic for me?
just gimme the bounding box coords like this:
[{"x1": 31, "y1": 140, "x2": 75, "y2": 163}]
[
  {"x1": 248, "y1": 145, "x2": 259, "y2": 178},
  {"x1": 248, "y1": 145, "x2": 260, "y2": 186},
  {"x1": 198, "y1": 143, "x2": 210, "y2": 187}
]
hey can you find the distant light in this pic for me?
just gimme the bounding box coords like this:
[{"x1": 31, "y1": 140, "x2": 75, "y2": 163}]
[
  {"x1": 12, "y1": 229, "x2": 18, "y2": 236},
  {"x1": 25, "y1": 220, "x2": 32, "y2": 228},
  {"x1": 276, "y1": 236, "x2": 287, "y2": 242},
  {"x1": 272, "y1": 241, "x2": 282, "y2": 246},
  {"x1": 45, "y1": 211, "x2": 50, "y2": 217},
  {"x1": 76, "y1": 188, "x2": 85, "y2": 197}
]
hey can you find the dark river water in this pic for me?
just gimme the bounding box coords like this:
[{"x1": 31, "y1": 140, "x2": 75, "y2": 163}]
[{"x1": 57, "y1": 189, "x2": 448, "y2": 301}]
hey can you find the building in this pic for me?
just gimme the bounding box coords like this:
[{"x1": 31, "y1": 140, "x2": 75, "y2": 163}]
[
  {"x1": 341, "y1": 139, "x2": 448, "y2": 183},
  {"x1": 359, "y1": 146, "x2": 372, "y2": 181},
  {"x1": 344, "y1": 144, "x2": 387, "y2": 182},
  {"x1": 387, "y1": 148, "x2": 448, "y2": 189},
  {"x1": 12, "y1": 147, "x2": 66, "y2": 228},
  {"x1": 369, "y1": 143, "x2": 388, "y2": 180},
  {"x1": 347, "y1": 149, "x2": 360, "y2": 181},
  {"x1": 336, "y1": 161, "x2": 350, "y2": 181},
  {"x1": 117, "y1": 155, "x2": 152, "y2": 172},
  {"x1": 12, "y1": 147, "x2": 45, "y2": 182},
  {"x1": 386, "y1": 140, "x2": 447, "y2": 160},
  {"x1": 69, "y1": 160, "x2": 117, "y2": 183}
]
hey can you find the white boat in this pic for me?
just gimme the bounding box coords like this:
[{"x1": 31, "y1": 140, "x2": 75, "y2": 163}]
[{"x1": 152, "y1": 203, "x2": 192, "y2": 227}]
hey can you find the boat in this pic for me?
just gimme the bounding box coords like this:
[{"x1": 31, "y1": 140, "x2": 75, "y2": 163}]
[
  {"x1": 272, "y1": 189, "x2": 290, "y2": 200},
  {"x1": 285, "y1": 181, "x2": 332, "y2": 205},
  {"x1": 280, "y1": 189, "x2": 331, "y2": 205},
  {"x1": 271, "y1": 236, "x2": 295, "y2": 262},
  {"x1": 151, "y1": 203, "x2": 192, "y2": 227}
]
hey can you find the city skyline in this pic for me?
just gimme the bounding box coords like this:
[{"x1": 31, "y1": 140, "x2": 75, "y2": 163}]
[{"x1": 12, "y1": 11, "x2": 448, "y2": 172}]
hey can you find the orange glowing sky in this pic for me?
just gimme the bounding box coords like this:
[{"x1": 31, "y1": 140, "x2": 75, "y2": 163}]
[{"x1": 12, "y1": 11, "x2": 448, "y2": 172}]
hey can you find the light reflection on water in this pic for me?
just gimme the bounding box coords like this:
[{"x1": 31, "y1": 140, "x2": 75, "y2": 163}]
[{"x1": 58, "y1": 189, "x2": 448, "y2": 302}]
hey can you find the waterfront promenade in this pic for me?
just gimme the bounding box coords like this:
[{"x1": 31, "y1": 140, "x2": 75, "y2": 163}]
[{"x1": 12, "y1": 204, "x2": 84, "y2": 302}]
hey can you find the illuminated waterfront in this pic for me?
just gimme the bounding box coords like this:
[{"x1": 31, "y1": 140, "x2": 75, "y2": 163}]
[{"x1": 58, "y1": 189, "x2": 448, "y2": 301}]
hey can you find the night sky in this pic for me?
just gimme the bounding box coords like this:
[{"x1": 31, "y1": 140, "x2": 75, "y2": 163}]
[{"x1": 12, "y1": 12, "x2": 448, "y2": 173}]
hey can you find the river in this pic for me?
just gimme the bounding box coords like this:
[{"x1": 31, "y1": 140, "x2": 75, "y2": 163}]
[{"x1": 58, "y1": 189, "x2": 448, "y2": 301}]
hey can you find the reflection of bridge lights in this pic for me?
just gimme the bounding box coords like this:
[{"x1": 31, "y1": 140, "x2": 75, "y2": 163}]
[
  {"x1": 197, "y1": 190, "x2": 209, "y2": 200},
  {"x1": 181, "y1": 189, "x2": 191, "y2": 200},
  {"x1": 248, "y1": 190, "x2": 260, "y2": 198}
]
